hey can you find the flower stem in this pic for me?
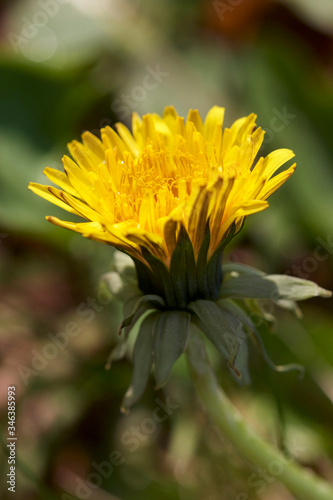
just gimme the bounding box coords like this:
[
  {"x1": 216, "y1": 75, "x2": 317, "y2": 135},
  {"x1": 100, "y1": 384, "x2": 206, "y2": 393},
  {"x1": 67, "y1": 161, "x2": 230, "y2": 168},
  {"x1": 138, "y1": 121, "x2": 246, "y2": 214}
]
[{"x1": 186, "y1": 328, "x2": 333, "y2": 500}]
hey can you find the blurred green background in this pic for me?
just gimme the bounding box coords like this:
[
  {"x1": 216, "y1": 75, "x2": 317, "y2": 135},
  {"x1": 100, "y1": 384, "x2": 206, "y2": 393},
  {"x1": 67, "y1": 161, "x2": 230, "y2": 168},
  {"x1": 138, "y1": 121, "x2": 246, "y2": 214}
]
[{"x1": 1, "y1": 0, "x2": 333, "y2": 499}]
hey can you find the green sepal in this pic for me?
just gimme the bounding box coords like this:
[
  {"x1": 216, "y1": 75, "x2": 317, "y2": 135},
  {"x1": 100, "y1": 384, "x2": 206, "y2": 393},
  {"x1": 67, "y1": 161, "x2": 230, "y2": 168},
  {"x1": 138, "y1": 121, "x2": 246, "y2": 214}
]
[
  {"x1": 121, "y1": 291, "x2": 143, "y2": 333},
  {"x1": 231, "y1": 333, "x2": 251, "y2": 385},
  {"x1": 220, "y1": 273, "x2": 332, "y2": 302},
  {"x1": 246, "y1": 295, "x2": 302, "y2": 320},
  {"x1": 132, "y1": 257, "x2": 158, "y2": 296},
  {"x1": 222, "y1": 262, "x2": 265, "y2": 277},
  {"x1": 169, "y1": 227, "x2": 188, "y2": 309},
  {"x1": 196, "y1": 220, "x2": 211, "y2": 298},
  {"x1": 244, "y1": 298, "x2": 277, "y2": 325},
  {"x1": 121, "y1": 311, "x2": 161, "y2": 412},
  {"x1": 205, "y1": 224, "x2": 236, "y2": 301},
  {"x1": 106, "y1": 301, "x2": 161, "y2": 371},
  {"x1": 105, "y1": 291, "x2": 141, "y2": 369},
  {"x1": 169, "y1": 224, "x2": 197, "y2": 307},
  {"x1": 119, "y1": 312, "x2": 138, "y2": 333},
  {"x1": 189, "y1": 299, "x2": 241, "y2": 377},
  {"x1": 267, "y1": 275, "x2": 332, "y2": 300},
  {"x1": 153, "y1": 310, "x2": 191, "y2": 389},
  {"x1": 219, "y1": 298, "x2": 304, "y2": 376},
  {"x1": 118, "y1": 294, "x2": 166, "y2": 335},
  {"x1": 140, "y1": 249, "x2": 177, "y2": 308},
  {"x1": 214, "y1": 299, "x2": 251, "y2": 384},
  {"x1": 123, "y1": 301, "x2": 156, "y2": 338},
  {"x1": 181, "y1": 226, "x2": 198, "y2": 301},
  {"x1": 105, "y1": 341, "x2": 128, "y2": 370},
  {"x1": 274, "y1": 299, "x2": 302, "y2": 318},
  {"x1": 206, "y1": 244, "x2": 224, "y2": 301}
]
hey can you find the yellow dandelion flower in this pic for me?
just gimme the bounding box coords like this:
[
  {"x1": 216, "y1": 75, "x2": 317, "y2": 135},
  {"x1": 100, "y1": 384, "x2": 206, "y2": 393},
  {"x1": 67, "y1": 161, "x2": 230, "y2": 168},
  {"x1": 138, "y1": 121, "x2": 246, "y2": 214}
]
[{"x1": 29, "y1": 106, "x2": 295, "y2": 306}]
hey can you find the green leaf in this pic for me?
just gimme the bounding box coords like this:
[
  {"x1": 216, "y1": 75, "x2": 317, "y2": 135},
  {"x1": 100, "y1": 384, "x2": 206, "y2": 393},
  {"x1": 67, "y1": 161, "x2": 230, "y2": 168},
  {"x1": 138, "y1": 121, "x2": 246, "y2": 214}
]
[
  {"x1": 220, "y1": 273, "x2": 332, "y2": 301},
  {"x1": 121, "y1": 312, "x2": 160, "y2": 412},
  {"x1": 153, "y1": 311, "x2": 190, "y2": 389},
  {"x1": 189, "y1": 299, "x2": 241, "y2": 377}
]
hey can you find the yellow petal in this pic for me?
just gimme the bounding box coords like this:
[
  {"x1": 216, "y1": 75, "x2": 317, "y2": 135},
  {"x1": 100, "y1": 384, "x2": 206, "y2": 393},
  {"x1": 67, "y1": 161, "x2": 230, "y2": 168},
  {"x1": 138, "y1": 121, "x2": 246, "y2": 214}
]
[
  {"x1": 187, "y1": 186, "x2": 213, "y2": 255},
  {"x1": 43, "y1": 167, "x2": 79, "y2": 197},
  {"x1": 126, "y1": 227, "x2": 167, "y2": 261},
  {"x1": 204, "y1": 106, "x2": 225, "y2": 141},
  {"x1": 209, "y1": 176, "x2": 235, "y2": 249},
  {"x1": 187, "y1": 109, "x2": 204, "y2": 136},
  {"x1": 263, "y1": 149, "x2": 295, "y2": 179},
  {"x1": 131, "y1": 112, "x2": 144, "y2": 148},
  {"x1": 81, "y1": 131, "x2": 105, "y2": 160},
  {"x1": 261, "y1": 163, "x2": 296, "y2": 200},
  {"x1": 162, "y1": 218, "x2": 179, "y2": 258},
  {"x1": 29, "y1": 183, "x2": 80, "y2": 215},
  {"x1": 30, "y1": 106, "x2": 296, "y2": 269},
  {"x1": 60, "y1": 191, "x2": 105, "y2": 222},
  {"x1": 101, "y1": 126, "x2": 126, "y2": 156},
  {"x1": 163, "y1": 106, "x2": 178, "y2": 134},
  {"x1": 62, "y1": 155, "x2": 99, "y2": 207},
  {"x1": 217, "y1": 199, "x2": 268, "y2": 245},
  {"x1": 115, "y1": 123, "x2": 140, "y2": 157},
  {"x1": 67, "y1": 141, "x2": 97, "y2": 172},
  {"x1": 222, "y1": 113, "x2": 257, "y2": 153}
]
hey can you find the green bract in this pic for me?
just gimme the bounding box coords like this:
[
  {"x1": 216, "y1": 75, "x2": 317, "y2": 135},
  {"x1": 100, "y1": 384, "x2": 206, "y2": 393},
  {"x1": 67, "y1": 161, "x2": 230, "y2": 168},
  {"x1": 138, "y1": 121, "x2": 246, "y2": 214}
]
[{"x1": 103, "y1": 247, "x2": 332, "y2": 412}]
